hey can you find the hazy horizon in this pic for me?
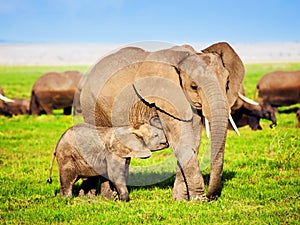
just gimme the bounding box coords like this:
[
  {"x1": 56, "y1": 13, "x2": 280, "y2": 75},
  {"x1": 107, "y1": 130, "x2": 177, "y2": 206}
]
[{"x1": 1, "y1": 42, "x2": 300, "y2": 65}]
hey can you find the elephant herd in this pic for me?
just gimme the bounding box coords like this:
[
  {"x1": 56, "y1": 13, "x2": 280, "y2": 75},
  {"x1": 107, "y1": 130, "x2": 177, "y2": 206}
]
[
  {"x1": 2, "y1": 42, "x2": 300, "y2": 201},
  {"x1": 0, "y1": 70, "x2": 83, "y2": 117}
]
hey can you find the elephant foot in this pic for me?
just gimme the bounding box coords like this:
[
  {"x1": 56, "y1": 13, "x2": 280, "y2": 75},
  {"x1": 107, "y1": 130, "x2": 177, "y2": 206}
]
[
  {"x1": 172, "y1": 156, "x2": 205, "y2": 201},
  {"x1": 172, "y1": 174, "x2": 188, "y2": 201},
  {"x1": 206, "y1": 195, "x2": 218, "y2": 202},
  {"x1": 172, "y1": 178, "x2": 206, "y2": 201}
]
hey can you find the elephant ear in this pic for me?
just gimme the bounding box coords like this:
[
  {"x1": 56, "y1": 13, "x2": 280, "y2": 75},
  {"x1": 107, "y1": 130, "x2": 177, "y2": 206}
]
[
  {"x1": 132, "y1": 61, "x2": 193, "y2": 121},
  {"x1": 202, "y1": 42, "x2": 245, "y2": 109},
  {"x1": 111, "y1": 126, "x2": 152, "y2": 159}
]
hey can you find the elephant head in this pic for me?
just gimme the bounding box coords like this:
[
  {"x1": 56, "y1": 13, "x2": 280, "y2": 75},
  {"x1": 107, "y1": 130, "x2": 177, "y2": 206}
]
[
  {"x1": 232, "y1": 85, "x2": 277, "y2": 129},
  {"x1": 179, "y1": 42, "x2": 245, "y2": 196},
  {"x1": 80, "y1": 42, "x2": 245, "y2": 199},
  {"x1": 0, "y1": 94, "x2": 14, "y2": 103}
]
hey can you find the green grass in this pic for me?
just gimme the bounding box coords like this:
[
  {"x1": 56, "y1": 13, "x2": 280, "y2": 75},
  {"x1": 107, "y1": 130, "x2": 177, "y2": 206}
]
[{"x1": 0, "y1": 63, "x2": 300, "y2": 224}]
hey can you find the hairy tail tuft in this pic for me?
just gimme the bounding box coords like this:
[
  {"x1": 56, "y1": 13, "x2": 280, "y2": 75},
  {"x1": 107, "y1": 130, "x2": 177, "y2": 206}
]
[{"x1": 47, "y1": 177, "x2": 52, "y2": 184}]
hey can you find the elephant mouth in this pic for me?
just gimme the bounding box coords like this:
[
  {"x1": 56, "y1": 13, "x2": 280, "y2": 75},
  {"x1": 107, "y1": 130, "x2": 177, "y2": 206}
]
[
  {"x1": 150, "y1": 142, "x2": 169, "y2": 151},
  {"x1": 127, "y1": 150, "x2": 152, "y2": 159}
]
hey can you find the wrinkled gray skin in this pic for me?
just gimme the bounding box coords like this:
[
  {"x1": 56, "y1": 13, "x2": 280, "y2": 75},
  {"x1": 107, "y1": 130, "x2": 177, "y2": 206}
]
[
  {"x1": 230, "y1": 86, "x2": 277, "y2": 130},
  {"x1": 80, "y1": 42, "x2": 245, "y2": 200},
  {"x1": 47, "y1": 120, "x2": 168, "y2": 201},
  {"x1": 29, "y1": 70, "x2": 82, "y2": 115}
]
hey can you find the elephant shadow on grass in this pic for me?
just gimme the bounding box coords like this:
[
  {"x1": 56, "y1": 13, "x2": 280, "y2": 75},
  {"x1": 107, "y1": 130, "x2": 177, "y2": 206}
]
[
  {"x1": 127, "y1": 170, "x2": 236, "y2": 197},
  {"x1": 53, "y1": 182, "x2": 88, "y2": 197},
  {"x1": 53, "y1": 171, "x2": 236, "y2": 198}
]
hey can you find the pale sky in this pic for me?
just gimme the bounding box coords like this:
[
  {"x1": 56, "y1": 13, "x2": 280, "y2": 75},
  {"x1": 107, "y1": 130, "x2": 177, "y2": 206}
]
[{"x1": 0, "y1": 0, "x2": 299, "y2": 44}]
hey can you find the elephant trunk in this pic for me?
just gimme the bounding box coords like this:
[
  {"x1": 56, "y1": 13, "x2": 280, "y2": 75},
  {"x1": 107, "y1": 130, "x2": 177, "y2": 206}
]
[
  {"x1": 179, "y1": 54, "x2": 228, "y2": 199},
  {"x1": 200, "y1": 79, "x2": 228, "y2": 199}
]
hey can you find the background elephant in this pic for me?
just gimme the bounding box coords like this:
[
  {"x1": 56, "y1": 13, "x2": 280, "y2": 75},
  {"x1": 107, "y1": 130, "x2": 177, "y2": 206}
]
[
  {"x1": 296, "y1": 109, "x2": 300, "y2": 128},
  {"x1": 256, "y1": 70, "x2": 300, "y2": 127},
  {"x1": 0, "y1": 98, "x2": 30, "y2": 117},
  {"x1": 29, "y1": 70, "x2": 82, "y2": 115},
  {"x1": 47, "y1": 120, "x2": 168, "y2": 200},
  {"x1": 80, "y1": 42, "x2": 245, "y2": 200},
  {"x1": 0, "y1": 86, "x2": 29, "y2": 116},
  {"x1": 256, "y1": 70, "x2": 300, "y2": 107},
  {"x1": 230, "y1": 86, "x2": 277, "y2": 130}
]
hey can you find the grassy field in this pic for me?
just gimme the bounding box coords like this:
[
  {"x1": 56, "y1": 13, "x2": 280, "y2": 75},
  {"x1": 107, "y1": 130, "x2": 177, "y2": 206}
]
[{"x1": 0, "y1": 63, "x2": 299, "y2": 224}]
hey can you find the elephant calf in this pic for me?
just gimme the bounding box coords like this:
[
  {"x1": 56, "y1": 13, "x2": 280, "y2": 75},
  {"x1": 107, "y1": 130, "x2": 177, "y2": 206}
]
[{"x1": 47, "y1": 120, "x2": 168, "y2": 201}]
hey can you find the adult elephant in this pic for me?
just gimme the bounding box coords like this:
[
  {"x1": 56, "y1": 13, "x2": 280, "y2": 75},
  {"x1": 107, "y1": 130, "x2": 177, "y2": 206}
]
[
  {"x1": 256, "y1": 70, "x2": 300, "y2": 107},
  {"x1": 0, "y1": 86, "x2": 29, "y2": 116},
  {"x1": 80, "y1": 42, "x2": 245, "y2": 200},
  {"x1": 256, "y1": 70, "x2": 300, "y2": 127},
  {"x1": 0, "y1": 98, "x2": 30, "y2": 116},
  {"x1": 230, "y1": 86, "x2": 277, "y2": 130},
  {"x1": 29, "y1": 70, "x2": 82, "y2": 115}
]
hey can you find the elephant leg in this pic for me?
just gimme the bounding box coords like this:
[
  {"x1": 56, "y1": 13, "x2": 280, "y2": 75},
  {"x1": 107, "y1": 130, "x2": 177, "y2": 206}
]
[
  {"x1": 59, "y1": 164, "x2": 78, "y2": 197},
  {"x1": 29, "y1": 94, "x2": 41, "y2": 115},
  {"x1": 106, "y1": 157, "x2": 130, "y2": 201},
  {"x1": 39, "y1": 102, "x2": 53, "y2": 115},
  {"x1": 44, "y1": 107, "x2": 53, "y2": 115},
  {"x1": 100, "y1": 177, "x2": 117, "y2": 200},
  {"x1": 112, "y1": 182, "x2": 129, "y2": 202},
  {"x1": 157, "y1": 112, "x2": 204, "y2": 200},
  {"x1": 173, "y1": 153, "x2": 205, "y2": 200}
]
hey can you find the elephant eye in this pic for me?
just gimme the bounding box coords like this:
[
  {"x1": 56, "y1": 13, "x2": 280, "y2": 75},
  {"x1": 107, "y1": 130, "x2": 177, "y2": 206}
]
[{"x1": 191, "y1": 83, "x2": 198, "y2": 90}]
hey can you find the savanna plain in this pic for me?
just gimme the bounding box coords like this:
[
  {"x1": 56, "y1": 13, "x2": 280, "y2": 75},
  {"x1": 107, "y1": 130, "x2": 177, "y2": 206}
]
[{"x1": 0, "y1": 63, "x2": 299, "y2": 224}]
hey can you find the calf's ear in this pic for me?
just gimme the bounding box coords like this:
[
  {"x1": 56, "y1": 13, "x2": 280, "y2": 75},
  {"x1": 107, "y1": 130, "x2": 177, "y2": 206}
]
[
  {"x1": 111, "y1": 127, "x2": 152, "y2": 159},
  {"x1": 131, "y1": 124, "x2": 149, "y2": 139}
]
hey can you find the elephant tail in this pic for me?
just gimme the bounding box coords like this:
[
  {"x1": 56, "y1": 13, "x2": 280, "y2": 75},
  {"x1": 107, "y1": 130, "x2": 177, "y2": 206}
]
[{"x1": 47, "y1": 149, "x2": 56, "y2": 184}]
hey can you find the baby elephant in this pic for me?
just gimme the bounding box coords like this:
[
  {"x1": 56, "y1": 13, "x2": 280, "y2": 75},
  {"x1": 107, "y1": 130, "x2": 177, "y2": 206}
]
[{"x1": 47, "y1": 120, "x2": 168, "y2": 201}]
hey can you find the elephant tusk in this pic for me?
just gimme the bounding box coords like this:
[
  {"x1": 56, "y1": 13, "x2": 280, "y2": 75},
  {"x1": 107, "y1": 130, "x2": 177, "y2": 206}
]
[
  {"x1": 229, "y1": 114, "x2": 240, "y2": 136},
  {"x1": 238, "y1": 92, "x2": 259, "y2": 106},
  {"x1": 205, "y1": 117, "x2": 210, "y2": 139},
  {"x1": 0, "y1": 94, "x2": 14, "y2": 103}
]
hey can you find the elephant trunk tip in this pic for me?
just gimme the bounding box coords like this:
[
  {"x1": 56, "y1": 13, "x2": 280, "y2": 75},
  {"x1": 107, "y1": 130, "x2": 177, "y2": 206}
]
[{"x1": 47, "y1": 177, "x2": 52, "y2": 184}]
